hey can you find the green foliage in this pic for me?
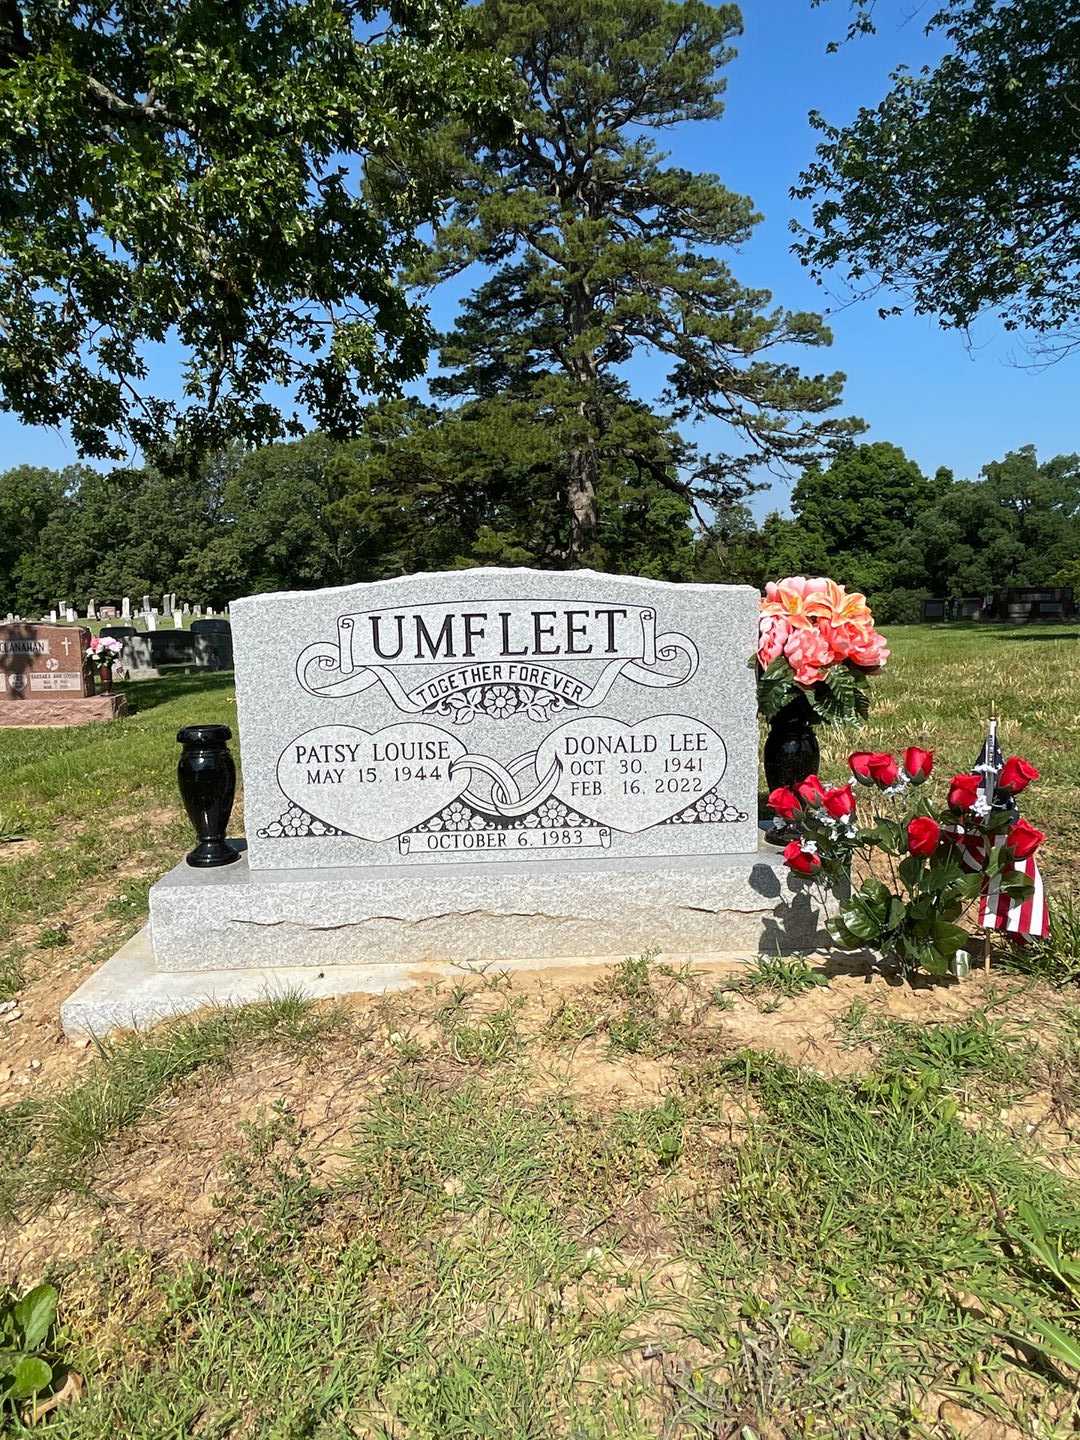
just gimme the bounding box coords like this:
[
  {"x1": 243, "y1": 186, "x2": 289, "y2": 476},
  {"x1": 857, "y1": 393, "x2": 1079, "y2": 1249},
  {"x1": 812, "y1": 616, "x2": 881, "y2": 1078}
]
[
  {"x1": 796, "y1": 0, "x2": 1080, "y2": 356},
  {"x1": 757, "y1": 653, "x2": 870, "y2": 726},
  {"x1": 1000, "y1": 891, "x2": 1080, "y2": 987},
  {"x1": 0, "y1": 1282, "x2": 59, "y2": 1411},
  {"x1": 0, "y1": 0, "x2": 513, "y2": 466},
  {"x1": 731, "y1": 440, "x2": 1080, "y2": 617},
  {"x1": 909, "y1": 446, "x2": 1080, "y2": 598},
  {"x1": 417, "y1": 0, "x2": 860, "y2": 560},
  {"x1": 741, "y1": 954, "x2": 830, "y2": 999},
  {"x1": 801, "y1": 762, "x2": 1043, "y2": 980},
  {"x1": 749, "y1": 441, "x2": 937, "y2": 603},
  {"x1": 0, "y1": 994, "x2": 352, "y2": 1219}
]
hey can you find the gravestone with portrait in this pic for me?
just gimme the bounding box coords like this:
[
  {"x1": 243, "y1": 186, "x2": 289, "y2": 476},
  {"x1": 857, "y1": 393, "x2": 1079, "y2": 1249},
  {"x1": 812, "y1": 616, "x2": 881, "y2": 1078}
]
[
  {"x1": 62, "y1": 569, "x2": 829, "y2": 1036},
  {"x1": 0, "y1": 622, "x2": 127, "y2": 726}
]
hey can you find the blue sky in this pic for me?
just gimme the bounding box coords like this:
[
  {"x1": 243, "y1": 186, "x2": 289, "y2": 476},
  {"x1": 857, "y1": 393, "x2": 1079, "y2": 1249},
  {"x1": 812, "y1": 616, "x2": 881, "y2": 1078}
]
[{"x1": 2, "y1": 0, "x2": 1076, "y2": 519}]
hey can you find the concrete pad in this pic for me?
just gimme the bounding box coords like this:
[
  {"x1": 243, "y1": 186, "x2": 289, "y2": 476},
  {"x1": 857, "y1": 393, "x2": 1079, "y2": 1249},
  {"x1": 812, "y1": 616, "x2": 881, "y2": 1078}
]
[{"x1": 59, "y1": 926, "x2": 766, "y2": 1038}]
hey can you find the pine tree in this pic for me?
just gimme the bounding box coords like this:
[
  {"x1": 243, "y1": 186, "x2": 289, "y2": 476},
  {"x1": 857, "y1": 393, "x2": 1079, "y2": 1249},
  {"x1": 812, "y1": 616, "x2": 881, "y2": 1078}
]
[{"x1": 416, "y1": 0, "x2": 861, "y2": 563}]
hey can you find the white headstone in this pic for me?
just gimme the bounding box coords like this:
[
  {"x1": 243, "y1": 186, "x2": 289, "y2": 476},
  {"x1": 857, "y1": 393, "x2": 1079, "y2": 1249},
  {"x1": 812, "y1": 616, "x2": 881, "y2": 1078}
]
[
  {"x1": 146, "y1": 611, "x2": 157, "y2": 631},
  {"x1": 231, "y1": 569, "x2": 757, "y2": 872},
  {"x1": 142, "y1": 594, "x2": 151, "y2": 615},
  {"x1": 122, "y1": 596, "x2": 131, "y2": 619},
  {"x1": 87, "y1": 599, "x2": 97, "y2": 619},
  {"x1": 49, "y1": 610, "x2": 57, "y2": 622}
]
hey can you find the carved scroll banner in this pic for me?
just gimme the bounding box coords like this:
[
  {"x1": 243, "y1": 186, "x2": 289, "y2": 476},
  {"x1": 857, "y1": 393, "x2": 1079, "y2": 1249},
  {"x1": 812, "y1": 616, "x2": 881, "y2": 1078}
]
[{"x1": 294, "y1": 599, "x2": 698, "y2": 723}]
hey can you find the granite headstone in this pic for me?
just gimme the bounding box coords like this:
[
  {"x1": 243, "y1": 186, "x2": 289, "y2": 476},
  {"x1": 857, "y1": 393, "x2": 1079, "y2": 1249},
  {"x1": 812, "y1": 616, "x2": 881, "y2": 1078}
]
[
  {"x1": 232, "y1": 569, "x2": 758, "y2": 871},
  {"x1": 1, "y1": 623, "x2": 91, "y2": 701},
  {"x1": 64, "y1": 568, "x2": 833, "y2": 1035}
]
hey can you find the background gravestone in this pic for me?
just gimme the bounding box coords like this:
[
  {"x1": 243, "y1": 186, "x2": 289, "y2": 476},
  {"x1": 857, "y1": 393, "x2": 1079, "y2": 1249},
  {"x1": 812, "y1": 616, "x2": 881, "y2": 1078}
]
[
  {"x1": 1, "y1": 623, "x2": 90, "y2": 700},
  {"x1": 0, "y1": 622, "x2": 127, "y2": 726},
  {"x1": 190, "y1": 617, "x2": 233, "y2": 665}
]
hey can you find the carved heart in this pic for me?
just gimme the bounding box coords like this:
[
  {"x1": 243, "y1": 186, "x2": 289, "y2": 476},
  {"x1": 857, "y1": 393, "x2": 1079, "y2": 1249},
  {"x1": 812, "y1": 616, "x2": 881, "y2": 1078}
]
[
  {"x1": 277, "y1": 723, "x2": 469, "y2": 841},
  {"x1": 535, "y1": 714, "x2": 728, "y2": 833}
]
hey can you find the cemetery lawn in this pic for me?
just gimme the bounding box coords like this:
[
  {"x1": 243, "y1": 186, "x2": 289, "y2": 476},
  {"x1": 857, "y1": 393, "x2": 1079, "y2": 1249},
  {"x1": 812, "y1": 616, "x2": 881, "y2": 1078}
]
[{"x1": 1, "y1": 622, "x2": 1078, "y2": 1437}]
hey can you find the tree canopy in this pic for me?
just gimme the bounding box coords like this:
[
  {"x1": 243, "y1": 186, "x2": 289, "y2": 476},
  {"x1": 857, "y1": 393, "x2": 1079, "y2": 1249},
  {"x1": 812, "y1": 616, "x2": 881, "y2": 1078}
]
[
  {"x1": 416, "y1": 0, "x2": 861, "y2": 562},
  {"x1": 3, "y1": 433, "x2": 1076, "y2": 621},
  {"x1": 0, "y1": 0, "x2": 512, "y2": 465},
  {"x1": 795, "y1": 0, "x2": 1080, "y2": 355}
]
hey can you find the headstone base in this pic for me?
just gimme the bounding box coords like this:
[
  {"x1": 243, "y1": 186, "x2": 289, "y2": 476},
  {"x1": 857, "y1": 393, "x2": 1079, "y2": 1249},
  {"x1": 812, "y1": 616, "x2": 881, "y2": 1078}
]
[
  {"x1": 60, "y1": 925, "x2": 824, "y2": 1039},
  {"x1": 0, "y1": 694, "x2": 128, "y2": 727},
  {"x1": 62, "y1": 843, "x2": 834, "y2": 1035}
]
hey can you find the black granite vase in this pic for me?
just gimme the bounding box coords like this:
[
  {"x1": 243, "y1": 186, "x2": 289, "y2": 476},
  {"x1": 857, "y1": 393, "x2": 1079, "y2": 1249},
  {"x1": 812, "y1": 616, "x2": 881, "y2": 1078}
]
[
  {"x1": 177, "y1": 724, "x2": 239, "y2": 867},
  {"x1": 763, "y1": 691, "x2": 820, "y2": 794}
]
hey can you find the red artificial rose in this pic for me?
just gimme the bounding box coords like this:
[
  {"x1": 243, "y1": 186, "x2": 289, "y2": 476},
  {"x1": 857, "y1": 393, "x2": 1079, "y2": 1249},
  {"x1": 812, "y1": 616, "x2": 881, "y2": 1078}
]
[
  {"x1": 1005, "y1": 817, "x2": 1044, "y2": 860},
  {"x1": 903, "y1": 746, "x2": 934, "y2": 783},
  {"x1": 796, "y1": 774, "x2": 827, "y2": 807},
  {"x1": 866, "y1": 752, "x2": 900, "y2": 786},
  {"x1": 767, "y1": 786, "x2": 800, "y2": 820},
  {"x1": 907, "y1": 816, "x2": 941, "y2": 857},
  {"x1": 848, "y1": 752, "x2": 875, "y2": 783},
  {"x1": 998, "y1": 755, "x2": 1039, "y2": 795},
  {"x1": 947, "y1": 773, "x2": 982, "y2": 811},
  {"x1": 783, "y1": 840, "x2": 821, "y2": 876},
  {"x1": 822, "y1": 784, "x2": 856, "y2": 819}
]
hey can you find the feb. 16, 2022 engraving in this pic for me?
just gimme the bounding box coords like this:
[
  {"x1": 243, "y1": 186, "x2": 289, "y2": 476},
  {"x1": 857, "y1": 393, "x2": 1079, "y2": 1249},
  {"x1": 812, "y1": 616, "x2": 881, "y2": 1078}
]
[{"x1": 231, "y1": 571, "x2": 759, "y2": 870}]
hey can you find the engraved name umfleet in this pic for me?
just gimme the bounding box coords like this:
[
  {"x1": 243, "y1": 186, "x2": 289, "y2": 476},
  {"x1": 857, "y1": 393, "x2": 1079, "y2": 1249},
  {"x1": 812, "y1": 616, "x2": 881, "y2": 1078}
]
[{"x1": 293, "y1": 597, "x2": 699, "y2": 720}]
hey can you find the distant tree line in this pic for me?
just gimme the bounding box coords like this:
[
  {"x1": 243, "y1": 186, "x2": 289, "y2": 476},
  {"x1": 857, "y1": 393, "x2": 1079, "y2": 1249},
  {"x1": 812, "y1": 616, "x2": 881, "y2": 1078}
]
[{"x1": 2, "y1": 428, "x2": 1075, "y2": 624}]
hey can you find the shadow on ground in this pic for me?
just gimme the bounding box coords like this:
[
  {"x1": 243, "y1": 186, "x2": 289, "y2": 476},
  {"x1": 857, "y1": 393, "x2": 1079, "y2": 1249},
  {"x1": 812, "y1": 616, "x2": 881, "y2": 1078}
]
[{"x1": 118, "y1": 670, "x2": 236, "y2": 715}]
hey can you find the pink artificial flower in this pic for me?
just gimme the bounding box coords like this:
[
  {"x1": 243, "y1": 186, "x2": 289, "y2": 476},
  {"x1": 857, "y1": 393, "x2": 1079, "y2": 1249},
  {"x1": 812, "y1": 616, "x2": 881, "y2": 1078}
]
[
  {"x1": 757, "y1": 614, "x2": 791, "y2": 667},
  {"x1": 761, "y1": 577, "x2": 830, "y2": 632},
  {"x1": 783, "y1": 624, "x2": 833, "y2": 686},
  {"x1": 847, "y1": 627, "x2": 890, "y2": 670}
]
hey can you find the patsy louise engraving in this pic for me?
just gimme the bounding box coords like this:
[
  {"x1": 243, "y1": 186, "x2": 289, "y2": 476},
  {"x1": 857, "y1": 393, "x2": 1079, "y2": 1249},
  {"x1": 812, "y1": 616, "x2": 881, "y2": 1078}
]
[{"x1": 278, "y1": 723, "x2": 470, "y2": 841}]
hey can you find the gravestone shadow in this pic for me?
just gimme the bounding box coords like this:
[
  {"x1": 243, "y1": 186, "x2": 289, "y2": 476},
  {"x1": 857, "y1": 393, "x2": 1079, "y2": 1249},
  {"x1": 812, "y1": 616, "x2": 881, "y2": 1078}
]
[{"x1": 118, "y1": 670, "x2": 235, "y2": 715}]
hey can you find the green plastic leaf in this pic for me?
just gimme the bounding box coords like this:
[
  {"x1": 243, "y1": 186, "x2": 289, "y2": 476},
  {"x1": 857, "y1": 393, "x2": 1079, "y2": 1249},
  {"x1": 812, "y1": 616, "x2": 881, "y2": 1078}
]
[
  {"x1": 860, "y1": 877, "x2": 893, "y2": 910},
  {"x1": 827, "y1": 915, "x2": 863, "y2": 950},
  {"x1": 839, "y1": 903, "x2": 885, "y2": 943},
  {"x1": 930, "y1": 920, "x2": 968, "y2": 957},
  {"x1": 886, "y1": 895, "x2": 907, "y2": 929},
  {"x1": 8, "y1": 1355, "x2": 52, "y2": 1401},
  {"x1": 757, "y1": 660, "x2": 797, "y2": 720},
  {"x1": 13, "y1": 1284, "x2": 57, "y2": 1350},
  {"x1": 898, "y1": 854, "x2": 924, "y2": 891},
  {"x1": 950, "y1": 870, "x2": 985, "y2": 901},
  {"x1": 1000, "y1": 873, "x2": 1035, "y2": 900}
]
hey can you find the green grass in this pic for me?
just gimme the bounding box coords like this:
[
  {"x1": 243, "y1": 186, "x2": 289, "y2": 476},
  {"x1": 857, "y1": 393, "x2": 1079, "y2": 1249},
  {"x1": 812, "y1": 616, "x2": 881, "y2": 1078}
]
[
  {"x1": 0, "y1": 994, "x2": 350, "y2": 1222},
  {"x1": 6, "y1": 1013, "x2": 1078, "y2": 1437},
  {"x1": 0, "y1": 671, "x2": 236, "y2": 959},
  {"x1": 740, "y1": 953, "x2": 831, "y2": 1001}
]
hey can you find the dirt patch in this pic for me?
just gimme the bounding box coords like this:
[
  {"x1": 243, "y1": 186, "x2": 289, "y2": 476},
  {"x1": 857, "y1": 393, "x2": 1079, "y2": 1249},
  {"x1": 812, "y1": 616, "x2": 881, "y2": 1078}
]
[{"x1": 0, "y1": 836, "x2": 41, "y2": 866}]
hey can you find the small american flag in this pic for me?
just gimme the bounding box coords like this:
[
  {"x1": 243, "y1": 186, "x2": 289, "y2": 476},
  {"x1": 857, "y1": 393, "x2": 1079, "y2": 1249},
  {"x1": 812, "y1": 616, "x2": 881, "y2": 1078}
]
[{"x1": 952, "y1": 712, "x2": 1049, "y2": 940}]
